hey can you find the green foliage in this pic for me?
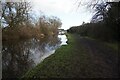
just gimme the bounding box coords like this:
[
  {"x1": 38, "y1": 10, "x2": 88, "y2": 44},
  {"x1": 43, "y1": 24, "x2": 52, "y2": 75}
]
[{"x1": 68, "y1": 2, "x2": 119, "y2": 42}]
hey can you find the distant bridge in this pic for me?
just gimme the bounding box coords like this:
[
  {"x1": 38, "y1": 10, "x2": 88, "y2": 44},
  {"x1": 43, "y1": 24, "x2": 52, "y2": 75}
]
[{"x1": 58, "y1": 29, "x2": 67, "y2": 35}]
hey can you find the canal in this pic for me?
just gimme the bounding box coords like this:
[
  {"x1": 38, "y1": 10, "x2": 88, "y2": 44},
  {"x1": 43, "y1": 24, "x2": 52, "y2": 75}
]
[{"x1": 2, "y1": 34, "x2": 68, "y2": 78}]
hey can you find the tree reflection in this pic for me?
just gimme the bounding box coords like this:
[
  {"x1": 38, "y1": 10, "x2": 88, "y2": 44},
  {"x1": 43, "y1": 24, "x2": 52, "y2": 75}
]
[{"x1": 2, "y1": 35, "x2": 61, "y2": 78}]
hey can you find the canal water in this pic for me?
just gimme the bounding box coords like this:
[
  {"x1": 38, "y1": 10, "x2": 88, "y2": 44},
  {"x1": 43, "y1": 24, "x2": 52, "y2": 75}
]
[{"x1": 2, "y1": 34, "x2": 67, "y2": 78}]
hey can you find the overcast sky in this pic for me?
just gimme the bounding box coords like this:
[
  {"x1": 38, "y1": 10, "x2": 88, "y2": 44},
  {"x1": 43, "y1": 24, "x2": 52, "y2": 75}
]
[{"x1": 31, "y1": 0, "x2": 93, "y2": 30}]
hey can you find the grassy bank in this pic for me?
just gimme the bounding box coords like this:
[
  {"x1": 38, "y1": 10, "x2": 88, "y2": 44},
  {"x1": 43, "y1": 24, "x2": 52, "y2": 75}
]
[
  {"x1": 104, "y1": 42, "x2": 118, "y2": 51},
  {"x1": 23, "y1": 34, "x2": 94, "y2": 78},
  {"x1": 82, "y1": 36, "x2": 118, "y2": 51},
  {"x1": 23, "y1": 33, "x2": 118, "y2": 78}
]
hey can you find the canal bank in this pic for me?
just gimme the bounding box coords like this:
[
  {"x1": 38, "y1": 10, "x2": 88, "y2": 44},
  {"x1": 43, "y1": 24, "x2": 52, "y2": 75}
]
[
  {"x1": 2, "y1": 33, "x2": 68, "y2": 78},
  {"x1": 23, "y1": 33, "x2": 118, "y2": 78}
]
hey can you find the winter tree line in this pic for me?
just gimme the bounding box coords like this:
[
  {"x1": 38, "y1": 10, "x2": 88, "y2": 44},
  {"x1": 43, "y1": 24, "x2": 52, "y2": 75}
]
[
  {"x1": 1, "y1": 1, "x2": 62, "y2": 40},
  {"x1": 68, "y1": 1, "x2": 119, "y2": 42}
]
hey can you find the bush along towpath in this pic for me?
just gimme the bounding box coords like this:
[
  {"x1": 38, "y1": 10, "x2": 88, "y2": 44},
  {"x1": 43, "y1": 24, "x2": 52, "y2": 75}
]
[{"x1": 23, "y1": 33, "x2": 119, "y2": 78}]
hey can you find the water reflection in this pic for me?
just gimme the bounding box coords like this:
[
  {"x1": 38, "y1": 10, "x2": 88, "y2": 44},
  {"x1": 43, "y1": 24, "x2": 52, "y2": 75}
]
[
  {"x1": 58, "y1": 35, "x2": 67, "y2": 45},
  {"x1": 2, "y1": 34, "x2": 67, "y2": 78}
]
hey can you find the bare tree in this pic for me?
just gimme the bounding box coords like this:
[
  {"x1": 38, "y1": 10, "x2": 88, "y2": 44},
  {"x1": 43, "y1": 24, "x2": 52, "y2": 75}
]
[
  {"x1": 77, "y1": 0, "x2": 115, "y2": 9},
  {"x1": 75, "y1": 0, "x2": 116, "y2": 23},
  {"x1": 49, "y1": 16, "x2": 62, "y2": 28},
  {"x1": 1, "y1": 1, "x2": 31, "y2": 28}
]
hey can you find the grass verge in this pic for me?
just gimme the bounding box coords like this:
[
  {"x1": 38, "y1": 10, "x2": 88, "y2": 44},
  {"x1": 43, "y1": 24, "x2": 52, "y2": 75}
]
[
  {"x1": 23, "y1": 33, "x2": 91, "y2": 78},
  {"x1": 104, "y1": 42, "x2": 118, "y2": 51},
  {"x1": 23, "y1": 33, "x2": 118, "y2": 78}
]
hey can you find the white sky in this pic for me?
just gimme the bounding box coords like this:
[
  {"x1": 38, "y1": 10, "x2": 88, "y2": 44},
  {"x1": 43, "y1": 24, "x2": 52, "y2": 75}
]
[{"x1": 31, "y1": 0, "x2": 93, "y2": 30}]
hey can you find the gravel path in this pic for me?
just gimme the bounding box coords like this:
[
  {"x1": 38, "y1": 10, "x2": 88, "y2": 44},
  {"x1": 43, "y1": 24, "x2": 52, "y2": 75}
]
[{"x1": 75, "y1": 34, "x2": 119, "y2": 78}]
